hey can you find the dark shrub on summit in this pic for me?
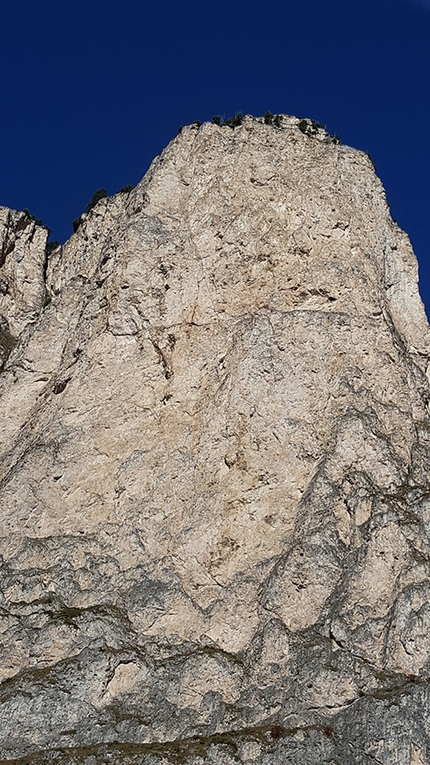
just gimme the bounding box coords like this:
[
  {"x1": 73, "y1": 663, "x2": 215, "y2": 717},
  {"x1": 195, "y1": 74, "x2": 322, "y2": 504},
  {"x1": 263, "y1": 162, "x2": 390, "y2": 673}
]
[
  {"x1": 224, "y1": 112, "x2": 244, "y2": 128},
  {"x1": 23, "y1": 209, "x2": 45, "y2": 227},
  {"x1": 298, "y1": 119, "x2": 308, "y2": 134},
  {"x1": 46, "y1": 241, "x2": 60, "y2": 255},
  {"x1": 85, "y1": 188, "x2": 108, "y2": 214}
]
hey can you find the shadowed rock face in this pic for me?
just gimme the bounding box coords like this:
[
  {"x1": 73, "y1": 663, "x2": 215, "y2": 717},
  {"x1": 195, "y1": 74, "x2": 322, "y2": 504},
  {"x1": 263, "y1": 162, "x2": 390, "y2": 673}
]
[{"x1": 0, "y1": 115, "x2": 429, "y2": 764}]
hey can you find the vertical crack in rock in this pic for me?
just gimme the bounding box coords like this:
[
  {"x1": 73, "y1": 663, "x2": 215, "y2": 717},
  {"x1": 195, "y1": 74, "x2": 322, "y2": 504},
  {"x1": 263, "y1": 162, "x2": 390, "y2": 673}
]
[{"x1": 0, "y1": 115, "x2": 429, "y2": 763}]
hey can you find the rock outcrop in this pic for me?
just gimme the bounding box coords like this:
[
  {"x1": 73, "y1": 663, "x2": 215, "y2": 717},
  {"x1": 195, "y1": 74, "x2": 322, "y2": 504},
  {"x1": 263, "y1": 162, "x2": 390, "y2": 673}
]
[
  {"x1": 1, "y1": 115, "x2": 430, "y2": 764},
  {"x1": 0, "y1": 207, "x2": 48, "y2": 336}
]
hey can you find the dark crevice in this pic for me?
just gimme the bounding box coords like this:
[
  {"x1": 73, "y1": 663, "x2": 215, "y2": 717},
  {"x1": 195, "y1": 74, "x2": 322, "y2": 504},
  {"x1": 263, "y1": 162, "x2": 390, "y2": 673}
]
[
  {"x1": 0, "y1": 722, "x2": 340, "y2": 765},
  {"x1": 150, "y1": 338, "x2": 173, "y2": 380},
  {"x1": 52, "y1": 378, "x2": 71, "y2": 395},
  {"x1": 0, "y1": 328, "x2": 16, "y2": 370},
  {"x1": 329, "y1": 629, "x2": 344, "y2": 650}
]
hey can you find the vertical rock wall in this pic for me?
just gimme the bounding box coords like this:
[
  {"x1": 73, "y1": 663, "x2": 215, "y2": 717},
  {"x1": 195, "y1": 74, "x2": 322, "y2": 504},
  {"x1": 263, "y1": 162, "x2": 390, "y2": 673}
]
[
  {"x1": 0, "y1": 116, "x2": 429, "y2": 764},
  {"x1": 0, "y1": 207, "x2": 48, "y2": 336}
]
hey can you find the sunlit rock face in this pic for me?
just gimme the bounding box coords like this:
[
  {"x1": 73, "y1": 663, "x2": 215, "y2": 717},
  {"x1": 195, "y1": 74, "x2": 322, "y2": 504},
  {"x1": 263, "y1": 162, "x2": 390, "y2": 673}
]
[
  {"x1": 0, "y1": 206, "x2": 48, "y2": 337},
  {"x1": 0, "y1": 207, "x2": 48, "y2": 372},
  {"x1": 1, "y1": 115, "x2": 430, "y2": 764}
]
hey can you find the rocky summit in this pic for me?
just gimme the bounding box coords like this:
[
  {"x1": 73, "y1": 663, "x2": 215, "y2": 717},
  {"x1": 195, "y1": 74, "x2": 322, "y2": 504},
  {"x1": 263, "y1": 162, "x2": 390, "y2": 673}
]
[{"x1": 0, "y1": 114, "x2": 430, "y2": 764}]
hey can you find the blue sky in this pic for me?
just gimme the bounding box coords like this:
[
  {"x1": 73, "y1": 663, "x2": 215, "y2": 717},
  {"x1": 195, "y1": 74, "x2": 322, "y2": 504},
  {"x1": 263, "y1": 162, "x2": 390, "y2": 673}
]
[{"x1": 1, "y1": 0, "x2": 429, "y2": 312}]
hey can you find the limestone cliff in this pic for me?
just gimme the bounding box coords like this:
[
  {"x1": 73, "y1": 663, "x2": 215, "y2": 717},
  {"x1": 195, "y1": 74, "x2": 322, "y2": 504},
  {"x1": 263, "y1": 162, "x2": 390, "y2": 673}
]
[
  {"x1": 0, "y1": 207, "x2": 48, "y2": 369},
  {"x1": 1, "y1": 115, "x2": 430, "y2": 764}
]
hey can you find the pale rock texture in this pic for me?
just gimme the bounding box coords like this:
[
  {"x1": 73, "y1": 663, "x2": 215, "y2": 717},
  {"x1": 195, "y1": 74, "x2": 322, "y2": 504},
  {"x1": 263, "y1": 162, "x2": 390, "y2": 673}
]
[
  {"x1": 0, "y1": 115, "x2": 430, "y2": 764},
  {"x1": 0, "y1": 207, "x2": 48, "y2": 337}
]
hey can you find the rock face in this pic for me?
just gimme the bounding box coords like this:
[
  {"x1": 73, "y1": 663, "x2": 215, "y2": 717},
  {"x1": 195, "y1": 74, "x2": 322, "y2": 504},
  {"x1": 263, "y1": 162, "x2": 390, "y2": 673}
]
[
  {"x1": 0, "y1": 207, "x2": 48, "y2": 370},
  {"x1": 1, "y1": 115, "x2": 430, "y2": 764},
  {"x1": 0, "y1": 207, "x2": 48, "y2": 336}
]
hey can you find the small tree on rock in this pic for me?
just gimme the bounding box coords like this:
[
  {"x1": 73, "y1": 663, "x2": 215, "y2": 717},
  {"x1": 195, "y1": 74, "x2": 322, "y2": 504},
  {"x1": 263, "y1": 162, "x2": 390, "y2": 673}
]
[{"x1": 86, "y1": 188, "x2": 108, "y2": 214}]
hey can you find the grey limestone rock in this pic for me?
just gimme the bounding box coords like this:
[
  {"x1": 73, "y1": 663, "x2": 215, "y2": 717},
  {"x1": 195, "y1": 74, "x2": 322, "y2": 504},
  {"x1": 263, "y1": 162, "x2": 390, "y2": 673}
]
[
  {"x1": 0, "y1": 115, "x2": 429, "y2": 764},
  {"x1": 0, "y1": 206, "x2": 48, "y2": 338}
]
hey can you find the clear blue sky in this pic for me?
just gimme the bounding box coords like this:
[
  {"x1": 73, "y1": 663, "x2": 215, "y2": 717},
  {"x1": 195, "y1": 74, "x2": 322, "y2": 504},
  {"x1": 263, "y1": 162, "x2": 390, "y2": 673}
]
[{"x1": 1, "y1": 0, "x2": 429, "y2": 312}]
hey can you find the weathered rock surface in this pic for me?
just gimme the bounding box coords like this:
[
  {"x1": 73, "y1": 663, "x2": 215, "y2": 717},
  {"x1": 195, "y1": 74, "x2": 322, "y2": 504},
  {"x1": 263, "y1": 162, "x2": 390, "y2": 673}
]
[
  {"x1": 0, "y1": 207, "x2": 48, "y2": 337},
  {"x1": 1, "y1": 115, "x2": 430, "y2": 764}
]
